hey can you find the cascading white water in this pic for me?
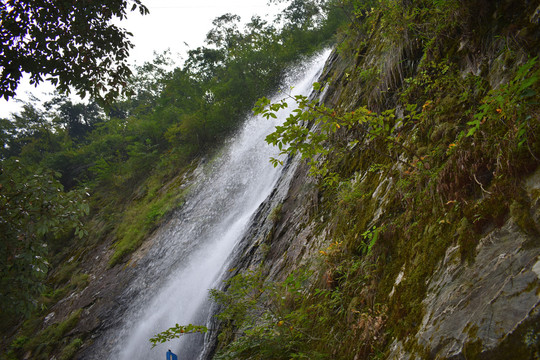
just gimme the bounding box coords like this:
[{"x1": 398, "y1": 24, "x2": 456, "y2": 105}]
[{"x1": 104, "y1": 50, "x2": 330, "y2": 360}]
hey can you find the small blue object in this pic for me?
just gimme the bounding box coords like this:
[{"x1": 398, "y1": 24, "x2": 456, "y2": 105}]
[{"x1": 166, "y1": 349, "x2": 178, "y2": 360}]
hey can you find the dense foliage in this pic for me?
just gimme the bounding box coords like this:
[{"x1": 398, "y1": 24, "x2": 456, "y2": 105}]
[
  {"x1": 0, "y1": 0, "x2": 149, "y2": 101},
  {"x1": 0, "y1": 161, "x2": 89, "y2": 319},
  {"x1": 1, "y1": 0, "x2": 344, "y2": 356}
]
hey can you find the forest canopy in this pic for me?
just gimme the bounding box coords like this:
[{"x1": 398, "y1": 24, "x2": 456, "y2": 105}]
[{"x1": 0, "y1": 0, "x2": 344, "y2": 326}]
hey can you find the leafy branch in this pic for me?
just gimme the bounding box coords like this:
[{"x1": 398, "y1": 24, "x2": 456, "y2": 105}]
[
  {"x1": 149, "y1": 324, "x2": 209, "y2": 348},
  {"x1": 253, "y1": 83, "x2": 423, "y2": 185},
  {"x1": 466, "y1": 57, "x2": 538, "y2": 146}
]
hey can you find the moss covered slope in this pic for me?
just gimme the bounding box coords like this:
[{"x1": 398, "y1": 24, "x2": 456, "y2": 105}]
[{"x1": 211, "y1": 1, "x2": 540, "y2": 359}]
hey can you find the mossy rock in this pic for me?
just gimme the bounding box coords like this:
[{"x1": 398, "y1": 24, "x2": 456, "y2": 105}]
[
  {"x1": 510, "y1": 200, "x2": 539, "y2": 237},
  {"x1": 457, "y1": 217, "x2": 477, "y2": 263}
]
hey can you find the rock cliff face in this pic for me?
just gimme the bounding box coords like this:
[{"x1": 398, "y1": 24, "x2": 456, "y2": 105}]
[
  {"x1": 214, "y1": 1, "x2": 540, "y2": 358},
  {"x1": 219, "y1": 88, "x2": 539, "y2": 358},
  {"x1": 389, "y1": 171, "x2": 540, "y2": 359}
]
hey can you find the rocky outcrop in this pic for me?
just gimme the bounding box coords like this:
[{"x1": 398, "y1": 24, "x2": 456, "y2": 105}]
[
  {"x1": 388, "y1": 170, "x2": 540, "y2": 359},
  {"x1": 214, "y1": 1, "x2": 540, "y2": 358}
]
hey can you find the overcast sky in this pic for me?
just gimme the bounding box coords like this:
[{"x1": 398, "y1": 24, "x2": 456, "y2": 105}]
[
  {"x1": 126, "y1": 0, "x2": 282, "y2": 65},
  {"x1": 0, "y1": 0, "x2": 282, "y2": 117}
]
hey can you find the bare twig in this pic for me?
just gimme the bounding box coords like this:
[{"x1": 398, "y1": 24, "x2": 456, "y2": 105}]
[{"x1": 473, "y1": 173, "x2": 492, "y2": 195}]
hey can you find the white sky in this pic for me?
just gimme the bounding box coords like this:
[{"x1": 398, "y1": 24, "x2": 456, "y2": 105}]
[
  {"x1": 0, "y1": 0, "x2": 282, "y2": 118},
  {"x1": 126, "y1": 0, "x2": 281, "y2": 65}
]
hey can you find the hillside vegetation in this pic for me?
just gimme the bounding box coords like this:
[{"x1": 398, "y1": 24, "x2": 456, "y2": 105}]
[
  {"x1": 201, "y1": 0, "x2": 540, "y2": 359},
  {"x1": 1, "y1": 1, "x2": 343, "y2": 358}
]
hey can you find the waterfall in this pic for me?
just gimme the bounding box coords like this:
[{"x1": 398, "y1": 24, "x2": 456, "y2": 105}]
[{"x1": 97, "y1": 50, "x2": 330, "y2": 360}]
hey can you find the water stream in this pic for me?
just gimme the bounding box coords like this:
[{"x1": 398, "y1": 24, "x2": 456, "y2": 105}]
[{"x1": 103, "y1": 50, "x2": 330, "y2": 360}]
